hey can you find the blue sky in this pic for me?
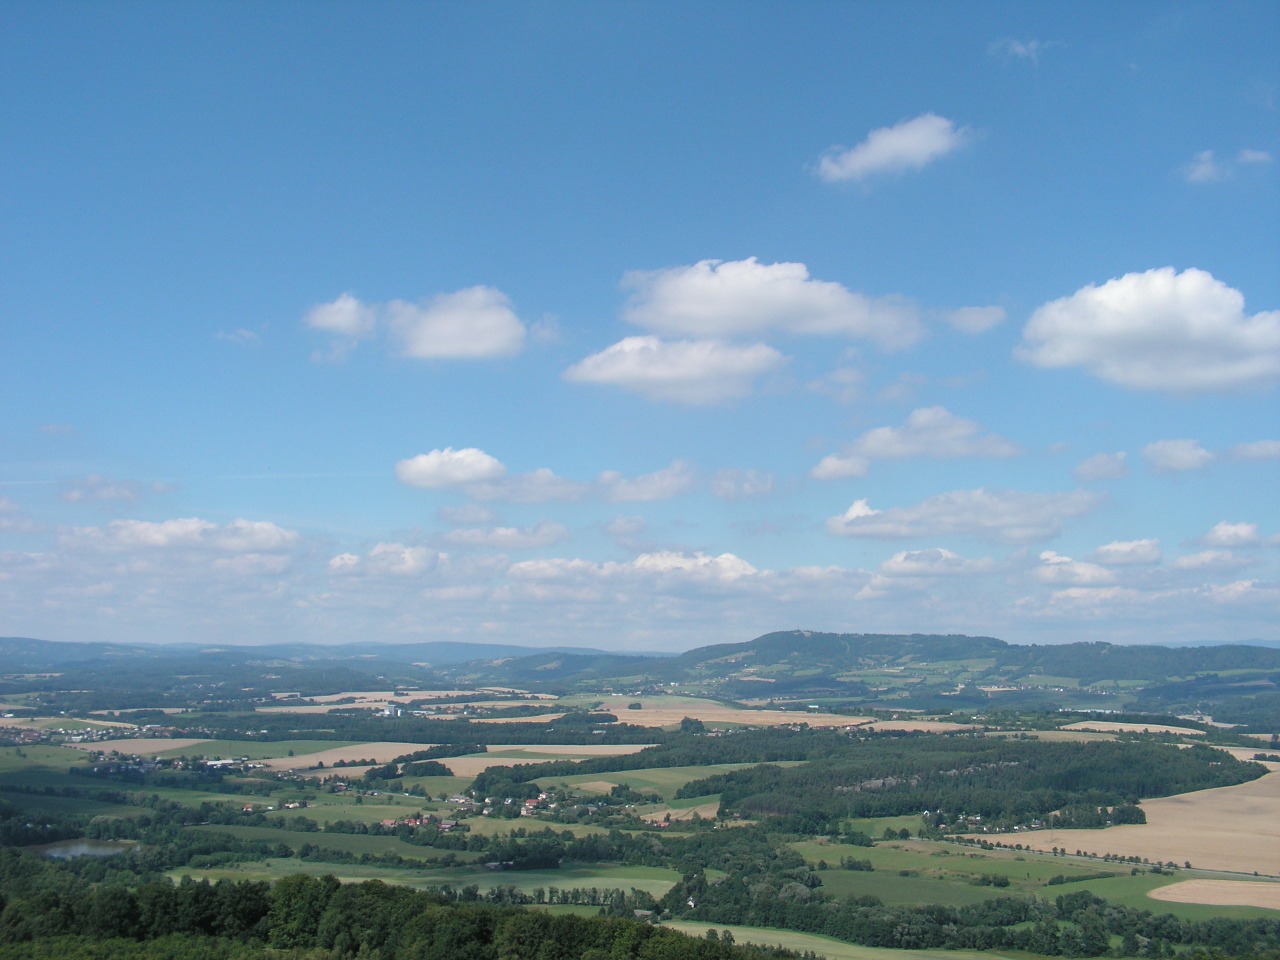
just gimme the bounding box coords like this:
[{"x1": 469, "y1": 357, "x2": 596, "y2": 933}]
[{"x1": 2, "y1": 2, "x2": 1277, "y2": 651}]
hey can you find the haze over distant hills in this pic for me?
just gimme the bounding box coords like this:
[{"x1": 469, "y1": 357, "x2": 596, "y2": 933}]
[{"x1": 3, "y1": 631, "x2": 1278, "y2": 727}]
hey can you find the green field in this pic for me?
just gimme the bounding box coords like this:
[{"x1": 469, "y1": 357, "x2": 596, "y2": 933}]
[
  {"x1": 536, "y1": 761, "x2": 803, "y2": 802},
  {"x1": 790, "y1": 839, "x2": 1280, "y2": 921},
  {"x1": 188, "y1": 823, "x2": 483, "y2": 861},
  {"x1": 171, "y1": 856, "x2": 682, "y2": 897},
  {"x1": 153, "y1": 739, "x2": 359, "y2": 760}
]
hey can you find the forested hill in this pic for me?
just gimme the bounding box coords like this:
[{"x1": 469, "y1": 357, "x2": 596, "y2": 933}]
[
  {"x1": 4, "y1": 631, "x2": 1279, "y2": 721},
  {"x1": 432, "y1": 631, "x2": 1280, "y2": 721},
  {"x1": 436, "y1": 629, "x2": 1280, "y2": 685}
]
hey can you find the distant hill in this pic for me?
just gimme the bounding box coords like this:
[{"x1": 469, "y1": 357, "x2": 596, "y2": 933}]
[{"x1": 3, "y1": 631, "x2": 1277, "y2": 725}]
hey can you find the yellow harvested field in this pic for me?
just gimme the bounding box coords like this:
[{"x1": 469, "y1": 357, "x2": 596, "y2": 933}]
[
  {"x1": 1061, "y1": 721, "x2": 1204, "y2": 736},
  {"x1": 1214, "y1": 746, "x2": 1280, "y2": 768},
  {"x1": 270, "y1": 689, "x2": 476, "y2": 703},
  {"x1": 471, "y1": 713, "x2": 565, "y2": 724},
  {"x1": 588, "y1": 696, "x2": 872, "y2": 729},
  {"x1": 72, "y1": 737, "x2": 211, "y2": 754},
  {"x1": 0, "y1": 716, "x2": 135, "y2": 730},
  {"x1": 1148, "y1": 879, "x2": 1280, "y2": 910},
  {"x1": 644, "y1": 801, "x2": 719, "y2": 823},
  {"x1": 862, "y1": 720, "x2": 976, "y2": 733},
  {"x1": 443, "y1": 744, "x2": 650, "y2": 778},
  {"x1": 260, "y1": 742, "x2": 432, "y2": 771},
  {"x1": 1008, "y1": 770, "x2": 1280, "y2": 875}
]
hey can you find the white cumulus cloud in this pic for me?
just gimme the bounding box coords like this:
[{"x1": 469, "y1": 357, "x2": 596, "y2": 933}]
[
  {"x1": 622, "y1": 258, "x2": 922, "y2": 349},
  {"x1": 564, "y1": 336, "x2": 784, "y2": 404},
  {"x1": 710, "y1": 469, "x2": 774, "y2": 500},
  {"x1": 1201, "y1": 521, "x2": 1261, "y2": 548},
  {"x1": 1073, "y1": 451, "x2": 1129, "y2": 482},
  {"x1": 444, "y1": 521, "x2": 570, "y2": 550},
  {"x1": 852, "y1": 406, "x2": 1018, "y2": 460},
  {"x1": 1231, "y1": 440, "x2": 1280, "y2": 460},
  {"x1": 366, "y1": 543, "x2": 442, "y2": 576},
  {"x1": 1036, "y1": 551, "x2": 1115, "y2": 585},
  {"x1": 632, "y1": 550, "x2": 758, "y2": 582},
  {"x1": 305, "y1": 292, "x2": 376, "y2": 338},
  {"x1": 814, "y1": 407, "x2": 1017, "y2": 477},
  {"x1": 826, "y1": 488, "x2": 1102, "y2": 543},
  {"x1": 1017, "y1": 267, "x2": 1280, "y2": 391},
  {"x1": 879, "y1": 547, "x2": 992, "y2": 577},
  {"x1": 1142, "y1": 439, "x2": 1214, "y2": 473},
  {"x1": 388, "y1": 286, "x2": 525, "y2": 359},
  {"x1": 1092, "y1": 538, "x2": 1161, "y2": 565},
  {"x1": 598, "y1": 460, "x2": 696, "y2": 502},
  {"x1": 816, "y1": 113, "x2": 970, "y2": 183},
  {"x1": 395, "y1": 448, "x2": 507, "y2": 489},
  {"x1": 304, "y1": 293, "x2": 377, "y2": 360},
  {"x1": 64, "y1": 517, "x2": 299, "y2": 554},
  {"x1": 810, "y1": 454, "x2": 869, "y2": 480},
  {"x1": 1172, "y1": 550, "x2": 1251, "y2": 572}
]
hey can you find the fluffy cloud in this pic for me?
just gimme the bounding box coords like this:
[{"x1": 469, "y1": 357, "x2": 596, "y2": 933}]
[
  {"x1": 1182, "y1": 148, "x2": 1273, "y2": 183},
  {"x1": 854, "y1": 407, "x2": 1018, "y2": 460},
  {"x1": 1017, "y1": 267, "x2": 1280, "y2": 391},
  {"x1": 304, "y1": 293, "x2": 376, "y2": 360},
  {"x1": 444, "y1": 522, "x2": 570, "y2": 550},
  {"x1": 1201, "y1": 521, "x2": 1261, "y2": 548},
  {"x1": 508, "y1": 549, "x2": 758, "y2": 586},
  {"x1": 622, "y1": 258, "x2": 922, "y2": 349},
  {"x1": 305, "y1": 292, "x2": 376, "y2": 339},
  {"x1": 816, "y1": 113, "x2": 970, "y2": 183},
  {"x1": 61, "y1": 475, "x2": 146, "y2": 504},
  {"x1": 710, "y1": 469, "x2": 774, "y2": 500},
  {"x1": 945, "y1": 306, "x2": 1007, "y2": 334},
  {"x1": 564, "y1": 336, "x2": 784, "y2": 404},
  {"x1": 1142, "y1": 439, "x2": 1213, "y2": 473},
  {"x1": 813, "y1": 407, "x2": 1017, "y2": 478},
  {"x1": 1073, "y1": 451, "x2": 1128, "y2": 482},
  {"x1": 67, "y1": 517, "x2": 298, "y2": 552},
  {"x1": 826, "y1": 488, "x2": 1102, "y2": 543},
  {"x1": 365, "y1": 543, "x2": 442, "y2": 576},
  {"x1": 632, "y1": 550, "x2": 758, "y2": 582},
  {"x1": 388, "y1": 286, "x2": 525, "y2": 359},
  {"x1": 878, "y1": 547, "x2": 993, "y2": 577},
  {"x1": 598, "y1": 461, "x2": 696, "y2": 502},
  {"x1": 395, "y1": 448, "x2": 507, "y2": 489},
  {"x1": 1183, "y1": 150, "x2": 1226, "y2": 184},
  {"x1": 1172, "y1": 550, "x2": 1251, "y2": 572},
  {"x1": 305, "y1": 288, "x2": 525, "y2": 361},
  {"x1": 1092, "y1": 538, "x2": 1162, "y2": 565},
  {"x1": 1231, "y1": 440, "x2": 1280, "y2": 460},
  {"x1": 1036, "y1": 551, "x2": 1115, "y2": 585},
  {"x1": 810, "y1": 454, "x2": 869, "y2": 480}
]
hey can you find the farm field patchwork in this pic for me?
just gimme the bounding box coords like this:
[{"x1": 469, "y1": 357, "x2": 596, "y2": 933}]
[{"x1": 1009, "y1": 769, "x2": 1280, "y2": 876}]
